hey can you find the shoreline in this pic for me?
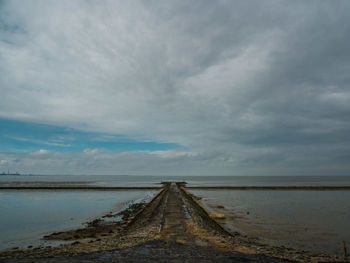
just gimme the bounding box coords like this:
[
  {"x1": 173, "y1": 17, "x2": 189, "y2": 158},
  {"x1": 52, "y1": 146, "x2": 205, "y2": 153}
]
[
  {"x1": 0, "y1": 186, "x2": 161, "y2": 190},
  {"x1": 187, "y1": 186, "x2": 350, "y2": 190},
  {"x1": 1, "y1": 185, "x2": 350, "y2": 190},
  {"x1": 0, "y1": 183, "x2": 348, "y2": 262}
]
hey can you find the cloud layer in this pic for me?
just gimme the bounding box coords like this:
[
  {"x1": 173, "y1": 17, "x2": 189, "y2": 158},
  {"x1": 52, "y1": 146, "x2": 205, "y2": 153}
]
[{"x1": 1, "y1": 0, "x2": 350, "y2": 175}]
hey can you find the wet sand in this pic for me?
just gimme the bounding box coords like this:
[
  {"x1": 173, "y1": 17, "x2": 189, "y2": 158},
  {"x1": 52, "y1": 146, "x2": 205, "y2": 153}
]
[
  {"x1": 189, "y1": 189, "x2": 350, "y2": 255},
  {"x1": 0, "y1": 183, "x2": 348, "y2": 262}
]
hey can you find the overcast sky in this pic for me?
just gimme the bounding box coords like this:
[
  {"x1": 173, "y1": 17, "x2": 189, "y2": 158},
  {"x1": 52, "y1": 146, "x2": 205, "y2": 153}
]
[{"x1": 1, "y1": 0, "x2": 350, "y2": 175}]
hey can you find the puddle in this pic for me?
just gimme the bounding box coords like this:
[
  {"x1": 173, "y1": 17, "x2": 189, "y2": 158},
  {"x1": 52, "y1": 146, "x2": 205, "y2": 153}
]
[
  {"x1": 183, "y1": 205, "x2": 192, "y2": 219},
  {"x1": 194, "y1": 238, "x2": 208, "y2": 247}
]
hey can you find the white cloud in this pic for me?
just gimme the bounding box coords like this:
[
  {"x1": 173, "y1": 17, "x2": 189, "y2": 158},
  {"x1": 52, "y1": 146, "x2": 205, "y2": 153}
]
[
  {"x1": 30, "y1": 149, "x2": 50, "y2": 157},
  {"x1": 0, "y1": 160, "x2": 9, "y2": 166},
  {"x1": 83, "y1": 148, "x2": 100, "y2": 155}
]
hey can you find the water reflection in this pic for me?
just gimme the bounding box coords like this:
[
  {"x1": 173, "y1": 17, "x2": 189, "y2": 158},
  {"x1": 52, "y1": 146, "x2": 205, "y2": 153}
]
[
  {"x1": 190, "y1": 189, "x2": 350, "y2": 255},
  {"x1": 0, "y1": 190, "x2": 157, "y2": 250}
]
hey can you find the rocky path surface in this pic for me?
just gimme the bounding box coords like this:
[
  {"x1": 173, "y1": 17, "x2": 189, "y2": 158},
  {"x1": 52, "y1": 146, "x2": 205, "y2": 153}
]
[
  {"x1": 1, "y1": 183, "x2": 342, "y2": 262},
  {"x1": 160, "y1": 183, "x2": 189, "y2": 242}
]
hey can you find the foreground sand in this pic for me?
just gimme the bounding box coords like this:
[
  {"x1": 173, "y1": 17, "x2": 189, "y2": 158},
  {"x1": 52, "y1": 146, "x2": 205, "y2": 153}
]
[{"x1": 0, "y1": 183, "x2": 348, "y2": 262}]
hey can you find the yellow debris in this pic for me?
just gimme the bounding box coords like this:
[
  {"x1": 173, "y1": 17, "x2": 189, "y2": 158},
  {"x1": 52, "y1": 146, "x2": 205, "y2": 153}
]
[{"x1": 209, "y1": 213, "x2": 225, "y2": 219}]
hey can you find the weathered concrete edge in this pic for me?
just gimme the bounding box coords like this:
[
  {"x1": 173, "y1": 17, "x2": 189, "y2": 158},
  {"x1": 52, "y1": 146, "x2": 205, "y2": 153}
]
[
  {"x1": 178, "y1": 184, "x2": 235, "y2": 238},
  {"x1": 125, "y1": 184, "x2": 169, "y2": 232}
]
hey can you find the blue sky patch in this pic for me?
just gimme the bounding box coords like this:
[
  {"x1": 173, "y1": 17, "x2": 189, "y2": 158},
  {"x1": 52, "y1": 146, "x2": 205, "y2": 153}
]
[{"x1": 0, "y1": 118, "x2": 181, "y2": 153}]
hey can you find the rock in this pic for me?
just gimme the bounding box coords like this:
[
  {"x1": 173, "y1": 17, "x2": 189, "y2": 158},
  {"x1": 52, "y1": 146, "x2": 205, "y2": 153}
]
[
  {"x1": 216, "y1": 205, "x2": 225, "y2": 209},
  {"x1": 88, "y1": 219, "x2": 101, "y2": 227}
]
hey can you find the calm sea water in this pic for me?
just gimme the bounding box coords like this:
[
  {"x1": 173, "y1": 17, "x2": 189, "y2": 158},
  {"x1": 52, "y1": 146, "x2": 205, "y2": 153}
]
[
  {"x1": 0, "y1": 190, "x2": 157, "y2": 250},
  {"x1": 1, "y1": 175, "x2": 350, "y2": 187},
  {"x1": 190, "y1": 189, "x2": 350, "y2": 255}
]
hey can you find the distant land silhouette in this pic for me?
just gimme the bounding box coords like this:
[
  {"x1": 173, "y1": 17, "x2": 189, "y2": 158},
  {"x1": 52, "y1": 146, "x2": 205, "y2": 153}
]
[{"x1": 0, "y1": 170, "x2": 20, "y2": 175}]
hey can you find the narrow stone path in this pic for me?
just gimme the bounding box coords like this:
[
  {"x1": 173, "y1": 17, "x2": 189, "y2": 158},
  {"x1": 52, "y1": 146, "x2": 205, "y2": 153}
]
[{"x1": 161, "y1": 183, "x2": 187, "y2": 241}]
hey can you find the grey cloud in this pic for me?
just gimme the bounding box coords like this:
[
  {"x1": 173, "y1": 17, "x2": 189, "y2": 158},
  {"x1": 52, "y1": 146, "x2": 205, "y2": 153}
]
[
  {"x1": 1, "y1": 0, "x2": 350, "y2": 175},
  {"x1": 0, "y1": 150, "x2": 237, "y2": 175}
]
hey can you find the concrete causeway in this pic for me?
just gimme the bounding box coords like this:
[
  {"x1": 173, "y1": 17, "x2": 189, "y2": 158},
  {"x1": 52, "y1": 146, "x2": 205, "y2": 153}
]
[{"x1": 161, "y1": 183, "x2": 188, "y2": 241}]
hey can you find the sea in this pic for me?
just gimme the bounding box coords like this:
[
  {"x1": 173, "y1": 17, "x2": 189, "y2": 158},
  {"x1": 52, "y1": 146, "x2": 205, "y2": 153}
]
[{"x1": 0, "y1": 175, "x2": 349, "y2": 255}]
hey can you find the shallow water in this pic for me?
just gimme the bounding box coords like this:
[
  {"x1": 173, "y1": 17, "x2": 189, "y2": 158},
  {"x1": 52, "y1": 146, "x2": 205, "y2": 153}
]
[
  {"x1": 0, "y1": 190, "x2": 157, "y2": 250},
  {"x1": 189, "y1": 189, "x2": 350, "y2": 255}
]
